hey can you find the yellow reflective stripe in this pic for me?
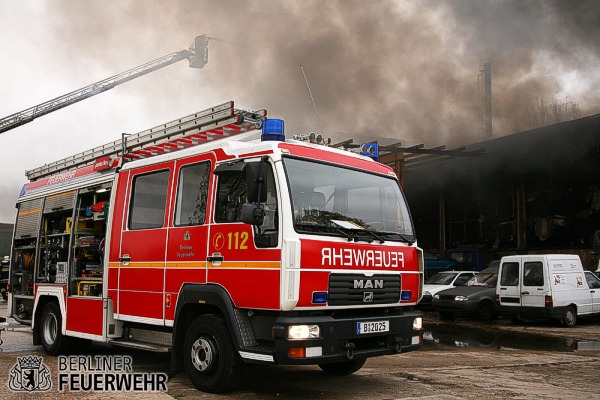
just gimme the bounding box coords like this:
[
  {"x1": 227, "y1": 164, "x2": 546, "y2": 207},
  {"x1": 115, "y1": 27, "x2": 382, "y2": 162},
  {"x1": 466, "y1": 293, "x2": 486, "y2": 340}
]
[
  {"x1": 18, "y1": 208, "x2": 41, "y2": 217},
  {"x1": 168, "y1": 262, "x2": 207, "y2": 268},
  {"x1": 108, "y1": 261, "x2": 280, "y2": 269},
  {"x1": 208, "y1": 261, "x2": 281, "y2": 269},
  {"x1": 46, "y1": 190, "x2": 77, "y2": 199},
  {"x1": 118, "y1": 262, "x2": 165, "y2": 268},
  {"x1": 108, "y1": 262, "x2": 207, "y2": 268}
]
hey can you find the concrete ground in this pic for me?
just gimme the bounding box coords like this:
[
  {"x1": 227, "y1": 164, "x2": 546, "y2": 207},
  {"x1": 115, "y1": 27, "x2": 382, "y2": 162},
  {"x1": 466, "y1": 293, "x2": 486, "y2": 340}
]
[{"x1": 1, "y1": 301, "x2": 600, "y2": 399}]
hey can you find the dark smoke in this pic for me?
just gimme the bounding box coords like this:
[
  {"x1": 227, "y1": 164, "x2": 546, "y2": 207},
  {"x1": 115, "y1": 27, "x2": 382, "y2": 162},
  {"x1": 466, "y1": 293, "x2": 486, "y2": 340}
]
[{"x1": 47, "y1": 0, "x2": 600, "y2": 147}]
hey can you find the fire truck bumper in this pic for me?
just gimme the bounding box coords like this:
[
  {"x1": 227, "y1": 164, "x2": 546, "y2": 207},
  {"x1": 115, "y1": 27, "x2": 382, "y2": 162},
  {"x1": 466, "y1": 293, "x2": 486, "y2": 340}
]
[{"x1": 271, "y1": 308, "x2": 423, "y2": 365}]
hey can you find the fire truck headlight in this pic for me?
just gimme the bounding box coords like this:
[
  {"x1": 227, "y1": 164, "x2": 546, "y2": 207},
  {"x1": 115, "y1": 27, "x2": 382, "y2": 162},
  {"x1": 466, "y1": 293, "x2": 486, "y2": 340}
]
[
  {"x1": 413, "y1": 317, "x2": 423, "y2": 330},
  {"x1": 288, "y1": 325, "x2": 320, "y2": 340}
]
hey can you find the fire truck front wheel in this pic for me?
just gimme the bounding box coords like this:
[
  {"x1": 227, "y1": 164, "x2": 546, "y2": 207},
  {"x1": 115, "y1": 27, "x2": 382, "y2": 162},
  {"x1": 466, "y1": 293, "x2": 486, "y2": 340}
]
[
  {"x1": 38, "y1": 302, "x2": 68, "y2": 356},
  {"x1": 183, "y1": 315, "x2": 242, "y2": 393}
]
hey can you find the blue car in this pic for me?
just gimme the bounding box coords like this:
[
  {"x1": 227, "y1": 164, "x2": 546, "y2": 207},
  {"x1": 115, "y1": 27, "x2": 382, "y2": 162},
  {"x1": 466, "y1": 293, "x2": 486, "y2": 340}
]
[{"x1": 424, "y1": 247, "x2": 498, "y2": 279}]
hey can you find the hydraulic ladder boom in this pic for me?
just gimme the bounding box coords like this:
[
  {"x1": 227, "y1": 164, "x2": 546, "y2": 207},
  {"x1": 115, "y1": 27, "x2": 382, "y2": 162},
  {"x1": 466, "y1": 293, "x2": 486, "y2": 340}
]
[
  {"x1": 26, "y1": 101, "x2": 266, "y2": 181},
  {"x1": 0, "y1": 35, "x2": 209, "y2": 135}
]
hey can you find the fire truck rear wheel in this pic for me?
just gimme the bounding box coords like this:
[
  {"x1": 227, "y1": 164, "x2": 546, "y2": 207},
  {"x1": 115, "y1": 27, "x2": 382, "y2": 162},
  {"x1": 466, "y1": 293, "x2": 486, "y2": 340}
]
[
  {"x1": 183, "y1": 314, "x2": 242, "y2": 393},
  {"x1": 39, "y1": 302, "x2": 69, "y2": 355},
  {"x1": 318, "y1": 358, "x2": 366, "y2": 375}
]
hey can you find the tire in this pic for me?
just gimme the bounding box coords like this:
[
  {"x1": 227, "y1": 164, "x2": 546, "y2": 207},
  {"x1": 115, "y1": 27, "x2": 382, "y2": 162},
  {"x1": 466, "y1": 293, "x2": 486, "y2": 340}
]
[
  {"x1": 476, "y1": 301, "x2": 495, "y2": 321},
  {"x1": 561, "y1": 306, "x2": 577, "y2": 327},
  {"x1": 38, "y1": 302, "x2": 69, "y2": 355},
  {"x1": 318, "y1": 358, "x2": 366, "y2": 375},
  {"x1": 183, "y1": 315, "x2": 242, "y2": 393}
]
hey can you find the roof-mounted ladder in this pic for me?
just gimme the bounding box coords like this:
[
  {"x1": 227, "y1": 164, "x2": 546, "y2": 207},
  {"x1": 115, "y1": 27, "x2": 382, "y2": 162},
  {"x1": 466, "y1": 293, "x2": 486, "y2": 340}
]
[{"x1": 26, "y1": 101, "x2": 266, "y2": 181}]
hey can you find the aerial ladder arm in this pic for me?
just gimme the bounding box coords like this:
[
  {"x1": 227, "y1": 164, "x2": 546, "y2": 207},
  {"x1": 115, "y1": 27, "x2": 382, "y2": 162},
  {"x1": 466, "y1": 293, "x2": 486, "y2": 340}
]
[{"x1": 0, "y1": 35, "x2": 209, "y2": 135}]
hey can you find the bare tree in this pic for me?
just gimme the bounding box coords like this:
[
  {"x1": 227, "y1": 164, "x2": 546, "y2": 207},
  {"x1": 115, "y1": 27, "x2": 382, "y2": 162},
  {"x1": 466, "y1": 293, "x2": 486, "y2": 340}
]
[{"x1": 512, "y1": 99, "x2": 582, "y2": 133}]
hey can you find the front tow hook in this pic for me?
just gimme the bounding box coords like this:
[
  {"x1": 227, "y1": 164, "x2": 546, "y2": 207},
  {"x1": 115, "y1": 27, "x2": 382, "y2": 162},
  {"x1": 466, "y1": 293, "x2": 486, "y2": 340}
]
[
  {"x1": 393, "y1": 337, "x2": 404, "y2": 353},
  {"x1": 345, "y1": 342, "x2": 355, "y2": 360}
]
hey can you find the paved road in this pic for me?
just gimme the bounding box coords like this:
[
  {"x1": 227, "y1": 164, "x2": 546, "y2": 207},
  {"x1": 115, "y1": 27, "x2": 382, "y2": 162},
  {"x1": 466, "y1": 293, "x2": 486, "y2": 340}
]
[{"x1": 1, "y1": 301, "x2": 600, "y2": 399}]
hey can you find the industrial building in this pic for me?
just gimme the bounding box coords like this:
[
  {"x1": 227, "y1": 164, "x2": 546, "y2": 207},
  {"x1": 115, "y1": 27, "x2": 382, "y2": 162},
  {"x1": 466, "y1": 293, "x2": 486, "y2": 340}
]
[{"x1": 401, "y1": 114, "x2": 600, "y2": 268}]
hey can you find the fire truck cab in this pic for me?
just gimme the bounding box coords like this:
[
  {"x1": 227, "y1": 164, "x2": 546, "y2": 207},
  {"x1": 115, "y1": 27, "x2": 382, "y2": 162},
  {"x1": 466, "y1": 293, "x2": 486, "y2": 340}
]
[{"x1": 8, "y1": 102, "x2": 424, "y2": 393}]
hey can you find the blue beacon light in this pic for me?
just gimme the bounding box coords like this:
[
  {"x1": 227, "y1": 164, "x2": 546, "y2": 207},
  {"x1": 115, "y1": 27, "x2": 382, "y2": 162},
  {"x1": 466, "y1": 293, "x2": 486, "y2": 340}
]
[{"x1": 261, "y1": 119, "x2": 285, "y2": 142}]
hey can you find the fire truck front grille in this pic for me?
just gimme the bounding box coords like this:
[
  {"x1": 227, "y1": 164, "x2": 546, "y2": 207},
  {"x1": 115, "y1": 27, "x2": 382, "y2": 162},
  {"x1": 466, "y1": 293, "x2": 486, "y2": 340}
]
[{"x1": 328, "y1": 274, "x2": 401, "y2": 306}]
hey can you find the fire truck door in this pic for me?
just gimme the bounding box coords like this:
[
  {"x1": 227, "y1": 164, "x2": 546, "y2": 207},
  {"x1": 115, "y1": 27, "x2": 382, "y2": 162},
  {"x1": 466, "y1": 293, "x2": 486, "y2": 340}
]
[
  {"x1": 208, "y1": 161, "x2": 281, "y2": 310},
  {"x1": 164, "y1": 158, "x2": 214, "y2": 323},
  {"x1": 116, "y1": 164, "x2": 172, "y2": 323}
]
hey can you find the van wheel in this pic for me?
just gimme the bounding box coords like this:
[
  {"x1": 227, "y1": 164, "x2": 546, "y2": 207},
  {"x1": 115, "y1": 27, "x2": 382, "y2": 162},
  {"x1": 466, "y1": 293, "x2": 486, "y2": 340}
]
[
  {"x1": 183, "y1": 315, "x2": 242, "y2": 393},
  {"x1": 562, "y1": 306, "x2": 577, "y2": 327},
  {"x1": 476, "y1": 301, "x2": 495, "y2": 321},
  {"x1": 318, "y1": 358, "x2": 366, "y2": 375},
  {"x1": 39, "y1": 302, "x2": 69, "y2": 355}
]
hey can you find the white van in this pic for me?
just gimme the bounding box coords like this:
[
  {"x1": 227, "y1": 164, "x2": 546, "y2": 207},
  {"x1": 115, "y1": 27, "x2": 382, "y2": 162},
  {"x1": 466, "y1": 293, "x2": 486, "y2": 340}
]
[{"x1": 496, "y1": 255, "x2": 600, "y2": 327}]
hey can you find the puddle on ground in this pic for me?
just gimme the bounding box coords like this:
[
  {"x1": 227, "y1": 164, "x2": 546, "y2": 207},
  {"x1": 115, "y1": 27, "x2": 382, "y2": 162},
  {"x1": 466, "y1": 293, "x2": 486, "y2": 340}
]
[{"x1": 421, "y1": 323, "x2": 600, "y2": 352}]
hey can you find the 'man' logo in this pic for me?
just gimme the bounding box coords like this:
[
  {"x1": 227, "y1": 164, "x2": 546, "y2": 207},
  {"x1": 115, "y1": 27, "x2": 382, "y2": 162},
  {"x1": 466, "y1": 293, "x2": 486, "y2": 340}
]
[
  {"x1": 354, "y1": 279, "x2": 383, "y2": 289},
  {"x1": 8, "y1": 356, "x2": 52, "y2": 392}
]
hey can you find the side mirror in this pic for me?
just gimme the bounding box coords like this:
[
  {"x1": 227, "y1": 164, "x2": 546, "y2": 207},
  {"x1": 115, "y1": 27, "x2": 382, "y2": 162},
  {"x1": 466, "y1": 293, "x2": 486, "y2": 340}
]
[
  {"x1": 246, "y1": 162, "x2": 267, "y2": 203},
  {"x1": 241, "y1": 203, "x2": 264, "y2": 226}
]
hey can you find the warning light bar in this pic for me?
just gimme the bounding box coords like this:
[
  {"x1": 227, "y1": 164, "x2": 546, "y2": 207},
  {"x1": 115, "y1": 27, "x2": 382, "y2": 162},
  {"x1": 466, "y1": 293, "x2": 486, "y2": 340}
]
[{"x1": 262, "y1": 119, "x2": 285, "y2": 142}]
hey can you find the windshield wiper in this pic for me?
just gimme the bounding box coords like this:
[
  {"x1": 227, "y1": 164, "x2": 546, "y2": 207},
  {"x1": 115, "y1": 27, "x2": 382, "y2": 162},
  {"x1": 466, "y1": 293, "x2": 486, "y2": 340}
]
[
  {"x1": 377, "y1": 231, "x2": 415, "y2": 245},
  {"x1": 359, "y1": 229, "x2": 384, "y2": 244},
  {"x1": 295, "y1": 223, "x2": 334, "y2": 233},
  {"x1": 333, "y1": 227, "x2": 383, "y2": 244},
  {"x1": 296, "y1": 223, "x2": 375, "y2": 243},
  {"x1": 295, "y1": 223, "x2": 352, "y2": 240},
  {"x1": 295, "y1": 223, "x2": 415, "y2": 245}
]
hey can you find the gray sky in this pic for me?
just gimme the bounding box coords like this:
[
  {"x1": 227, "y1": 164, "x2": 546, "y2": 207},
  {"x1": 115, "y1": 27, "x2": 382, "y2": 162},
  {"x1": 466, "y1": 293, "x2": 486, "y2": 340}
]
[{"x1": 1, "y1": 0, "x2": 599, "y2": 223}]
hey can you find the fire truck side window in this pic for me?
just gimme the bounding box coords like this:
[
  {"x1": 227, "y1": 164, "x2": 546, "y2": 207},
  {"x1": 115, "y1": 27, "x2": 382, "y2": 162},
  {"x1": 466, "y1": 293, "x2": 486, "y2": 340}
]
[
  {"x1": 215, "y1": 163, "x2": 279, "y2": 247},
  {"x1": 129, "y1": 170, "x2": 170, "y2": 230},
  {"x1": 174, "y1": 162, "x2": 210, "y2": 226},
  {"x1": 215, "y1": 173, "x2": 247, "y2": 223}
]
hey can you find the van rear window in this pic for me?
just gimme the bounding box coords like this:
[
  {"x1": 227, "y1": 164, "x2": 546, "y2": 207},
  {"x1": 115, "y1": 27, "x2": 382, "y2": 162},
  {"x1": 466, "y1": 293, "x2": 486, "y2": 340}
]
[{"x1": 523, "y1": 262, "x2": 544, "y2": 286}]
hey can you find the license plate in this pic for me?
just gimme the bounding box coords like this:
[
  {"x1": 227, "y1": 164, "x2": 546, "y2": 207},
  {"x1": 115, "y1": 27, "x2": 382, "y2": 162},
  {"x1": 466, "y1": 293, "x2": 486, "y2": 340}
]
[{"x1": 357, "y1": 320, "x2": 389, "y2": 335}]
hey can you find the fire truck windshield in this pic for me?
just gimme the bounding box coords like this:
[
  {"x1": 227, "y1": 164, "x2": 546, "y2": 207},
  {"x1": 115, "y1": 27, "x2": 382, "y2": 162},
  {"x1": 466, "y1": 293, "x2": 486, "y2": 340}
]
[{"x1": 283, "y1": 157, "x2": 415, "y2": 242}]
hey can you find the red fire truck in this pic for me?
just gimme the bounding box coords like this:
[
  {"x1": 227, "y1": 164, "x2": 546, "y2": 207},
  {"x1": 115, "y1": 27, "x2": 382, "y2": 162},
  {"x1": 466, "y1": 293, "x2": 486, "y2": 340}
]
[{"x1": 8, "y1": 101, "x2": 424, "y2": 393}]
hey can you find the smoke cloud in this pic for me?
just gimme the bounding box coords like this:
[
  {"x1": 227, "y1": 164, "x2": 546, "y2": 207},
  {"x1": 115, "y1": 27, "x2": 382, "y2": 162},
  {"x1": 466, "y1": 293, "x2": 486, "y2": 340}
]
[
  {"x1": 0, "y1": 0, "x2": 598, "y2": 221},
  {"x1": 44, "y1": 0, "x2": 600, "y2": 143}
]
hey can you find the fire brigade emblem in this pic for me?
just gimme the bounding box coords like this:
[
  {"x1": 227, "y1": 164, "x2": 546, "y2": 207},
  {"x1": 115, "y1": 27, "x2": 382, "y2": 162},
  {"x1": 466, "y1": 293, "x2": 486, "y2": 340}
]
[
  {"x1": 213, "y1": 232, "x2": 224, "y2": 250},
  {"x1": 363, "y1": 292, "x2": 374, "y2": 303},
  {"x1": 184, "y1": 231, "x2": 191, "y2": 241},
  {"x1": 8, "y1": 356, "x2": 52, "y2": 392}
]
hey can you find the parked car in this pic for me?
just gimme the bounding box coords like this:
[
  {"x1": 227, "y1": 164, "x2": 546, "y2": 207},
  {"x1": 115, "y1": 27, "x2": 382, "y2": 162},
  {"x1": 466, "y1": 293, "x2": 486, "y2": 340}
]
[
  {"x1": 432, "y1": 262, "x2": 499, "y2": 321},
  {"x1": 419, "y1": 271, "x2": 478, "y2": 309},
  {"x1": 424, "y1": 247, "x2": 498, "y2": 279},
  {"x1": 0, "y1": 256, "x2": 9, "y2": 300}
]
